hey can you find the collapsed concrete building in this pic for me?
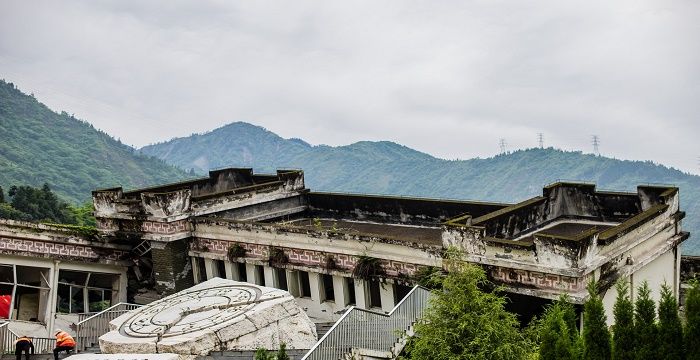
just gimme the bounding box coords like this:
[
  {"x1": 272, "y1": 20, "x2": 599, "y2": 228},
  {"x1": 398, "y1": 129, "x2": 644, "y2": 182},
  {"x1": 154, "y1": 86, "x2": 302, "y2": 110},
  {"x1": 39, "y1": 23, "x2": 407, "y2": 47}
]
[
  {"x1": 92, "y1": 168, "x2": 687, "y2": 324},
  {"x1": 0, "y1": 167, "x2": 688, "y2": 354}
]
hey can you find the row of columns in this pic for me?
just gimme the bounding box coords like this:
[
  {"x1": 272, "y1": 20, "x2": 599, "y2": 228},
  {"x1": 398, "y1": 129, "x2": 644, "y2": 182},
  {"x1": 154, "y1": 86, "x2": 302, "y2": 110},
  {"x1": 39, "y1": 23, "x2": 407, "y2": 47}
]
[{"x1": 195, "y1": 257, "x2": 397, "y2": 313}]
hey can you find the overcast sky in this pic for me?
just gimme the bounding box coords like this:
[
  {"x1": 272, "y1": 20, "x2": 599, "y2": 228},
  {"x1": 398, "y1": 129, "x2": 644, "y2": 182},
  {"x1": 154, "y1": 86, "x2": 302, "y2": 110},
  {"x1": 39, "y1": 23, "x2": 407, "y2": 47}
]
[{"x1": 1, "y1": 0, "x2": 698, "y2": 173}]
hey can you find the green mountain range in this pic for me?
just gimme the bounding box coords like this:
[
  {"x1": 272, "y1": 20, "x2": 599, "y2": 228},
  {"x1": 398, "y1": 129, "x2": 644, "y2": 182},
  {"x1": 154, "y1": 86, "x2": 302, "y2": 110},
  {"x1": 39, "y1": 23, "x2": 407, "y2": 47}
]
[
  {"x1": 2, "y1": 78, "x2": 697, "y2": 253},
  {"x1": 0, "y1": 79, "x2": 190, "y2": 203},
  {"x1": 141, "y1": 122, "x2": 700, "y2": 254}
]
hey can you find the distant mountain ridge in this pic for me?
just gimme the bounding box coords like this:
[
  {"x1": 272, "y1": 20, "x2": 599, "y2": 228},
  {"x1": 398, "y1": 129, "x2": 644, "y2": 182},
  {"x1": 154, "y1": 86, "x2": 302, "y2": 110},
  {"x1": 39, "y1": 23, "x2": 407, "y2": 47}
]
[
  {"x1": 0, "y1": 79, "x2": 191, "y2": 203},
  {"x1": 141, "y1": 121, "x2": 700, "y2": 254}
]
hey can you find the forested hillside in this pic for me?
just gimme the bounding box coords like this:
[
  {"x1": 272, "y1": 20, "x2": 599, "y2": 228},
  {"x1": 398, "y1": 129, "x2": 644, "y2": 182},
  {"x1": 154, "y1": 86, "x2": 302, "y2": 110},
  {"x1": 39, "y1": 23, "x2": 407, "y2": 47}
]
[
  {"x1": 142, "y1": 122, "x2": 700, "y2": 253},
  {"x1": 0, "y1": 80, "x2": 190, "y2": 203}
]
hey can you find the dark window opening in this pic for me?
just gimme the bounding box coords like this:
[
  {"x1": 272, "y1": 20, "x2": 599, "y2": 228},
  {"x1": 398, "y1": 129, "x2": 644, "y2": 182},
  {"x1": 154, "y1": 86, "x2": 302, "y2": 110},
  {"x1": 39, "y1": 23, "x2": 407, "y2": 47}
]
[
  {"x1": 255, "y1": 265, "x2": 265, "y2": 286},
  {"x1": 216, "y1": 260, "x2": 226, "y2": 279},
  {"x1": 394, "y1": 284, "x2": 412, "y2": 304},
  {"x1": 197, "y1": 258, "x2": 207, "y2": 282},
  {"x1": 299, "y1": 272, "x2": 311, "y2": 298},
  {"x1": 237, "y1": 263, "x2": 248, "y2": 282},
  {"x1": 346, "y1": 278, "x2": 356, "y2": 305},
  {"x1": 368, "y1": 280, "x2": 382, "y2": 308},
  {"x1": 322, "y1": 274, "x2": 335, "y2": 302},
  {"x1": 276, "y1": 268, "x2": 288, "y2": 291}
]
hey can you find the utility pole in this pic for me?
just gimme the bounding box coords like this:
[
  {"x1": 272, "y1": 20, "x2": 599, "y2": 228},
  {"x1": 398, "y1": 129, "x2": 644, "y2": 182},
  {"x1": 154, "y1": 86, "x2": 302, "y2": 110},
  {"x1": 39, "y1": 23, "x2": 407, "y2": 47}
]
[
  {"x1": 499, "y1": 139, "x2": 507, "y2": 154},
  {"x1": 592, "y1": 135, "x2": 600, "y2": 155},
  {"x1": 537, "y1": 133, "x2": 544, "y2": 149}
]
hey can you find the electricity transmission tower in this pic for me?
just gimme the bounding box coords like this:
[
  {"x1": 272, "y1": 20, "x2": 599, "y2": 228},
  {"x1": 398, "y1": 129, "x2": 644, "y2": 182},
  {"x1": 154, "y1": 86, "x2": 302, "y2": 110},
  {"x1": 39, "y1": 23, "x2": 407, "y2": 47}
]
[
  {"x1": 537, "y1": 133, "x2": 544, "y2": 149},
  {"x1": 499, "y1": 139, "x2": 507, "y2": 154},
  {"x1": 592, "y1": 135, "x2": 600, "y2": 155}
]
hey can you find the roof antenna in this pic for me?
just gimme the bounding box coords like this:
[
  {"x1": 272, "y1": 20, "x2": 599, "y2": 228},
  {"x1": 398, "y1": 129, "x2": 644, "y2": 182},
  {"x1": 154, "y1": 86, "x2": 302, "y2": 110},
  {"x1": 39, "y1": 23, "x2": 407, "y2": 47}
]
[
  {"x1": 499, "y1": 138, "x2": 507, "y2": 154},
  {"x1": 591, "y1": 135, "x2": 600, "y2": 155},
  {"x1": 537, "y1": 133, "x2": 544, "y2": 149}
]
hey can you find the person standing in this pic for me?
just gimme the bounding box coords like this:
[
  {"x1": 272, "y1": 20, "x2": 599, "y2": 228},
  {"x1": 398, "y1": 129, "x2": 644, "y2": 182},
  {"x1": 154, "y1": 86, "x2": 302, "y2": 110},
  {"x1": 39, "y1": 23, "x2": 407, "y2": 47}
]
[
  {"x1": 14, "y1": 335, "x2": 33, "y2": 360},
  {"x1": 52, "y1": 329, "x2": 75, "y2": 360}
]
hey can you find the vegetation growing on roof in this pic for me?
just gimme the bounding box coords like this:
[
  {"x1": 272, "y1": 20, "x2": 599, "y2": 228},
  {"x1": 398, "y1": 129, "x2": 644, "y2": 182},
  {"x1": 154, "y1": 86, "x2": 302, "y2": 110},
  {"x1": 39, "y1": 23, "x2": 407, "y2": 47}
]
[
  {"x1": 268, "y1": 247, "x2": 288, "y2": 266},
  {"x1": 227, "y1": 243, "x2": 247, "y2": 262},
  {"x1": 352, "y1": 255, "x2": 385, "y2": 281}
]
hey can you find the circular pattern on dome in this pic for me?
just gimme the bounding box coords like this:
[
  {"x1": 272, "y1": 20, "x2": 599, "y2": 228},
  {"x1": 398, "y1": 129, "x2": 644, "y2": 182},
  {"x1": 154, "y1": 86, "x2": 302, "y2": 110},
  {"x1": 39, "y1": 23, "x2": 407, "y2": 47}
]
[{"x1": 120, "y1": 284, "x2": 263, "y2": 338}]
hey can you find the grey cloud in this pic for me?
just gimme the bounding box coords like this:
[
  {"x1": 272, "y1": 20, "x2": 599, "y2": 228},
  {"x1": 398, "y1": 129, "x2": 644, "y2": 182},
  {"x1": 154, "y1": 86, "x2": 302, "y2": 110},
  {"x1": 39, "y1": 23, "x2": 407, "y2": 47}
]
[{"x1": 0, "y1": 0, "x2": 698, "y2": 172}]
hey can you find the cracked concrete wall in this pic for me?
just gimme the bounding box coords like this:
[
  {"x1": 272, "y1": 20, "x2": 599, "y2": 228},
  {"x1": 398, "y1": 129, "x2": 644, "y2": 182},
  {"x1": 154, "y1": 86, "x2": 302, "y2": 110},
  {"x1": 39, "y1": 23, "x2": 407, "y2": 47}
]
[{"x1": 153, "y1": 239, "x2": 194, "y2": 295}]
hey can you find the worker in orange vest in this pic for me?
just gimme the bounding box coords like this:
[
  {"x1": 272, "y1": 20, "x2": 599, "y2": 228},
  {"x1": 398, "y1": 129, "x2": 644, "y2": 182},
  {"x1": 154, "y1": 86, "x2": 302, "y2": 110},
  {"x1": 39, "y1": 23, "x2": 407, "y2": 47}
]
[
  {"x1": 14, "y1": 335, "x2": 33, "y2": 360},
  {"x1": 52, "y1": 329, "x2": 75, "y2": 360}
]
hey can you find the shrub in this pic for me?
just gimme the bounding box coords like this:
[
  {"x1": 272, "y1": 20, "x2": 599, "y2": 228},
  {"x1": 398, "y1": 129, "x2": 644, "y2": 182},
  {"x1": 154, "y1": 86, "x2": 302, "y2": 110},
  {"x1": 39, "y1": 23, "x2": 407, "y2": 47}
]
[
  {"x1": 268, "y1": 247, "x2": 288, "y2": 266},
  {"x1": 227, "y1": 243, "x2": 247, "y2": 262},
  {"x1": 352, "y1": 255, "x2": 385, "y2": 281}
]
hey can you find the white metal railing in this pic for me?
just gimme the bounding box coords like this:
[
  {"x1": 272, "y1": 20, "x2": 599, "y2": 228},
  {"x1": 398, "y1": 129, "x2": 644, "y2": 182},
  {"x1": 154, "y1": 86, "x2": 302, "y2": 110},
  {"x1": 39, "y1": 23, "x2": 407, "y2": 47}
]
[
  {"x1": 302, "y1": 285, "x2": 432, "y2": 360},
  {"x1": 75, "y1": 302, "x2": 142, "y2": 352},
  {"x1": 0, "y1": 322, "x2": 56, "y2": 354}
]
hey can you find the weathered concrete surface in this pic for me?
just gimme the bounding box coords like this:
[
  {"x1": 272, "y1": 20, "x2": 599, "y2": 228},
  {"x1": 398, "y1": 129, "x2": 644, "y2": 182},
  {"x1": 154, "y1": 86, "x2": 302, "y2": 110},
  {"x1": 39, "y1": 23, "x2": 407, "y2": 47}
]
[
  {"x1": 100, "y1": 278, "x2": 316, "y2": 357},
  {"x1": 65, "y1": 354, "x2": 180, "y2": 360}
]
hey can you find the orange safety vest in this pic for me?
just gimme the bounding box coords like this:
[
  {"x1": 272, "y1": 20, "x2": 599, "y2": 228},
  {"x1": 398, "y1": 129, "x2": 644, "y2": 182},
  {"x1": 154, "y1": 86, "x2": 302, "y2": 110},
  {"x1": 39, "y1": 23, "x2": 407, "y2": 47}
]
[
  {"x1": 15, "y1": 337, "x2": 32, "y2": 345},
  {"x1": 55, "y1": 331, "x2": 75, "y2": 347}
]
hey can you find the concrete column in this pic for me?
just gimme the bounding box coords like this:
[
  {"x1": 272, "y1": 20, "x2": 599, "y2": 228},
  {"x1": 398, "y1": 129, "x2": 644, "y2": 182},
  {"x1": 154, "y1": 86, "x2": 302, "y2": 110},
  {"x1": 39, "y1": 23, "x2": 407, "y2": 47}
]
[
  {"x1": 204, "y1": 258, "x2": 217, "y2": 280},
  {"x1": 47, "y1": 261, "x2": 60, "y2": 334},
  {"x1": 354, "y1": 279, "x2": 368, "y2": 309},
  {"x1": 333, "y1": 275, "x2": 350, "y2": 307},
  {"x1": 191, "y1": 258, "x2": 201, "y2": 284},
  {"x1": 287, "y1": 270, "x2": 300, "y2": 297},
  {"x1": 246, "y1": 264, "x2": 261, "y2": 285},
  {"x1": 264, "y1": 266, "x2": 276, "y2": 288},
  {"x1": 224, "y1": 261, "x2": 239, "y2": 281},
  {"x1": 151, "y1": 239, "x2": 195, "y2": 295},
  {"x1": 380, "y1": 284, "x2": 395, "y2": 313},
  {"x1": 309, "y1": 272, "x2": 322, "y2": 303}
]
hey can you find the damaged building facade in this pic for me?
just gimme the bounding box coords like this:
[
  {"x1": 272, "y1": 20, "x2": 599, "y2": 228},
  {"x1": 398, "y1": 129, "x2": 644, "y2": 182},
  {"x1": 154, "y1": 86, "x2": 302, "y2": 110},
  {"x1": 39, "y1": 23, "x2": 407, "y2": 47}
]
[
  {"x1": 0, "y1": 167, "x2": 687, "y2": 338},
  {"x1": 91, "y1": 168, "x2": 687, "y2": 325}
]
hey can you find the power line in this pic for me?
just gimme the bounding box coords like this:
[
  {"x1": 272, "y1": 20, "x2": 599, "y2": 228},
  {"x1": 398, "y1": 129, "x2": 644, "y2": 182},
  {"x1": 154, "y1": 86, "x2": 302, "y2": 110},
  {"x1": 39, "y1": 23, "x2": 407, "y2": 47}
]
[
  {"x1": 499, "y1": 138, "x2": 507, "y2": 154},
  {"x1": 591, "y1": 135, "x2": 600, "y2": 155},
  {"x1": 537, "y1": 133, "x2": 544, "y2": 149}
]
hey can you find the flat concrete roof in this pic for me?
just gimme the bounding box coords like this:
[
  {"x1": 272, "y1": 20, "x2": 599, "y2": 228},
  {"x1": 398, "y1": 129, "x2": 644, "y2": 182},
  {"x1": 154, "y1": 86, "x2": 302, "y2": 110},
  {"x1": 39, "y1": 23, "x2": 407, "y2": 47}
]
[{"x1": 285, "y1": 219, "x2": 443, "y2": 246}]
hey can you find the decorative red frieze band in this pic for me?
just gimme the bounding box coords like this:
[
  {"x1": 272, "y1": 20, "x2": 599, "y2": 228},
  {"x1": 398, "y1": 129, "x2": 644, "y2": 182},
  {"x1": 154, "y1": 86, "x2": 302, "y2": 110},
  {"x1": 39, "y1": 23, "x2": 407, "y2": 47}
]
[
  {"x1": 193, "y1": 238, "x2": 420, "y2": 277},
  {"x1": 489, "y1": 266, "x2": 585, "y2": 291},
  {"x1": 0, "y1": 237, "x2": 126, "y2": 262},
  {"x1": 141, "y1": 220, "x2": 189, "y2": 234}
]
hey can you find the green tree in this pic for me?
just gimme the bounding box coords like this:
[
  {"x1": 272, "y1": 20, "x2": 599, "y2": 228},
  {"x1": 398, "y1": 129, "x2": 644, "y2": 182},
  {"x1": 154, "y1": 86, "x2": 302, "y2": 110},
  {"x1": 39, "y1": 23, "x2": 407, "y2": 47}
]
[
  {"x1": 276, "y1": 342, "x2": 290, "y2": 360},
  {"x1": 634, "y1": 281, "x2": 657, "y2": 360},
  {"x1": 583, "y1": 280, "x2": 611, "y2": 360},
  {"x1": 612, "y1": 280, "x2": 635, "y2": 360},
  {"x1": 254, "y1": 348, "x2": 273, "y2": 360},
  {"x1": 0, "y1": 186, "x2": 4, "y2": 203},
  {"x1": 538, "y1": 295, "x2": 578, "y2": 360},
  {"x1": 686, "y1": 280, "x2": 700, "y2": 360},
  {"x1": 657, "y1": 284, "x2": 683, "y2": 360},
  {"x1": 409, "y1": 254, "x2": 530, "y2": 360}
]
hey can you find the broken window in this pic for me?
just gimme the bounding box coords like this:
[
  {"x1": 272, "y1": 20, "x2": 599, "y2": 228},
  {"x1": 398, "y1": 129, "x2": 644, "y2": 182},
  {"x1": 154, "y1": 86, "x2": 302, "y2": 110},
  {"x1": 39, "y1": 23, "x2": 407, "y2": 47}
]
[
  {"x1": 0, "y1": 264, "x2": 50, "y2": 321},
  {"x1": 57, "y1": 270, "x2": 116, "y2": 314}
]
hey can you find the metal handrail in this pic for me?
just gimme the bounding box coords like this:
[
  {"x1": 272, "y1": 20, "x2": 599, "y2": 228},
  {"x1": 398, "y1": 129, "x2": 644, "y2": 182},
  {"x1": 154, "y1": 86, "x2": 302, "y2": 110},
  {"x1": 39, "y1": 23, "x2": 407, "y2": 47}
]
[
  {"x1": 75, "y1": 302, "x2": 142, "y2": 352},
  {"x1": 0, "y1": 322, "x2": 56, "y2": 354},
  {"x1": 302, "y1": 285, "x2": 432, "y2": 360}
]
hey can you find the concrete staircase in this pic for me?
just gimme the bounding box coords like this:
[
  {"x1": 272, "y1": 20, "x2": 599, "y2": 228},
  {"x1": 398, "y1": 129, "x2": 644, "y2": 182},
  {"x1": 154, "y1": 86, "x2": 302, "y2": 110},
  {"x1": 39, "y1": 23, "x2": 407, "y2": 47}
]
[
  {"x1": 315, "y1": 322, "x2": 335, "y2": 338},
  {"x1": 200, "y1": 349, "x2": 308, "y2": 359}
]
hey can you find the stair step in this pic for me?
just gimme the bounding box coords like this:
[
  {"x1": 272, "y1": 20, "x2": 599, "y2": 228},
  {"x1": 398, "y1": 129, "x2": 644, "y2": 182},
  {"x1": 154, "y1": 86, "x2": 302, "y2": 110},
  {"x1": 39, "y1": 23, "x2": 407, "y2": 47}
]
[{"x1": 201, "y1": 349, "x2": 309, "y2": 359}]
